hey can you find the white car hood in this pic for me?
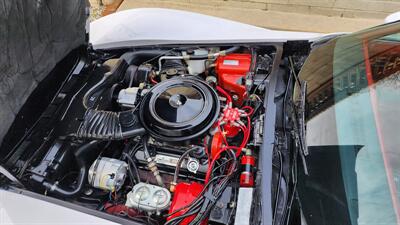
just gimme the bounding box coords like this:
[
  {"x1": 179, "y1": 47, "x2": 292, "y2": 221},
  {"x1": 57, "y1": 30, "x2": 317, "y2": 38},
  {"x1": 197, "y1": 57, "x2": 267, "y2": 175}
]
[
  {"x1": 90, "y1": 8, "x2": 323, "y2": 49},
  {"x1": 0, "y1": 190, "x2": 117, "y2": 225}
]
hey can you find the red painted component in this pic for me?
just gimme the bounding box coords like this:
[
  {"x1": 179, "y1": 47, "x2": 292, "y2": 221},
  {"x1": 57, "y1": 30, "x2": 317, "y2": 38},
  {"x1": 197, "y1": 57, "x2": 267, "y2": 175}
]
[
  {"x1": 104, "y1": 203, "x2": 140, "y2": 217},
  {"x1": 240, "y1": 154, "x2": 256, "y2": 187},
  {"x1": 216, "y1": 54, "x2": 252, "y2": 105},
  {"x1": 167, "y1": 182, "x2": 206, "y2": 225},
  {"x1": 211, "y1": 132, "x2": 224, "y2": 159},
  {"x1": 241, "y1": 155, "x2": 256, "y2": 166},
  {"x1": 220, "y1": 107, "x2": 241, "y2": 137},
  {"x1": 240, "y1": 172, "x2": 254, "y2": 187}
]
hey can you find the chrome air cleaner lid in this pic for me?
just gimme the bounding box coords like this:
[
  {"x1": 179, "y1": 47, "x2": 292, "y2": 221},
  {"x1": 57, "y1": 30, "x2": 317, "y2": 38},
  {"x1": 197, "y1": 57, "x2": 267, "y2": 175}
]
[{"x1": 139, "y1": 77, "x2": 219, "y2": 142}]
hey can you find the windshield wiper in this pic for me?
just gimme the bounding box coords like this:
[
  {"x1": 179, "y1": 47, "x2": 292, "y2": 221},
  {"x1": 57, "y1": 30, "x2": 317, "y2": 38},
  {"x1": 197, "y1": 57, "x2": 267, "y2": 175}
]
[
  {"x1": 289, "y1": 56, "x2": 308, "y2": 175},
  {"x1": 298, "y1": 80, "x2": 308, "y2": 157}
]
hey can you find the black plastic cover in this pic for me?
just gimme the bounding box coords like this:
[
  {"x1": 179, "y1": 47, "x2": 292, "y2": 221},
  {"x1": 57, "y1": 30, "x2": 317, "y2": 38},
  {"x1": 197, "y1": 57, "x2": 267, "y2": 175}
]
[
  {"x1": 140, "y1": 77, "x2": 220, "y2": 142},
  {"x1": 209, "y1": 186, "x2": 234, "y2": 224}
]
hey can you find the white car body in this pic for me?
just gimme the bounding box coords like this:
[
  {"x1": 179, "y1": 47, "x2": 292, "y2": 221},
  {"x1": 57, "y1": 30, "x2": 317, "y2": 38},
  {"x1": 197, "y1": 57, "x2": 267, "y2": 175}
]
[
  {"x1": 0, "y1": 8, "x2": 323, "y2": 225},
  {"x1": 385, "y1": 11, "x2": 400, "y2": 23},
  {"x1": 89, "y1": 8, "x2": 323, "y2": 49},
  {"x1": 2, "y1": 7, "x2": 392, "y2": 225},
  {"x1": 0, "y1": 190, "x2": 118, "y2": 225}
]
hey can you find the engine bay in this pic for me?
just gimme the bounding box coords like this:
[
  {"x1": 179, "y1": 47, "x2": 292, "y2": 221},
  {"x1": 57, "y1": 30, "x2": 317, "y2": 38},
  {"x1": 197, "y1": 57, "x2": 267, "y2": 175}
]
[{"x1": 0, "y1": 44, "x2": 305, "y2": 225}]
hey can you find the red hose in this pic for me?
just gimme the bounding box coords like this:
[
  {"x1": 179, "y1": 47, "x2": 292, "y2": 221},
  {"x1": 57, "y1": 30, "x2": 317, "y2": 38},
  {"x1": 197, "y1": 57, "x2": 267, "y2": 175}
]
[
  {"x1": 216, "y1": 86, "x2": 232, "y2": 104},
  {"x1": 150, "y1": 76, "x2": 158, "y2": 84},
  {"x1": 205, "y1": 115, "x2": 251, "y2": 182},
  {"x1": 205, "y1": 88, "x2": 253, "y2": 184},
  {"x1": 241, "y1": 106, "x2": 254, "y2": 116}
]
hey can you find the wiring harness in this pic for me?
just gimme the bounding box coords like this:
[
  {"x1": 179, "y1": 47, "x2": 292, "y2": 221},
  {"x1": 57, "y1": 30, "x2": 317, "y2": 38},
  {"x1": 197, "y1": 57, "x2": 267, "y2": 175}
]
[{"x1": 165, "y1": 86, "x2": 255, "y2": 225}]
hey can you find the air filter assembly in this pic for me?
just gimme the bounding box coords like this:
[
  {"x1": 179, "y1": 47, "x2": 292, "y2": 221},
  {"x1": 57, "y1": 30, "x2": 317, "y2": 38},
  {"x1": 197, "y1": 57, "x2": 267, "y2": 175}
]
[{"x1": 139, "y1": 77, "x2": 219, "y2": 142}]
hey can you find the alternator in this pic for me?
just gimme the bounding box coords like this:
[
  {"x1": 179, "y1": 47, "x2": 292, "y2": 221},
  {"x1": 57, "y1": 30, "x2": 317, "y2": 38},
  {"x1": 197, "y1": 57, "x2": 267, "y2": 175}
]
[{"x1": 88, "y1": 157, "x2": 128, "y2": 192}]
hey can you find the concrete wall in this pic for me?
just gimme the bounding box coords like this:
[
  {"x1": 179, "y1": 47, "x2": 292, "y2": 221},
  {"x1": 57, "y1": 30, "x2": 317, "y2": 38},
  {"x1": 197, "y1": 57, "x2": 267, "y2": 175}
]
[
  {"x1": 121, "y1": 0, "x2": 400, "y2": 19},
  {"x1": 233, "y1": 0, "x2": 400, "y2": 19},
  {"x1": 119, "y1": 0, "x2": 398, "y2": 33}
]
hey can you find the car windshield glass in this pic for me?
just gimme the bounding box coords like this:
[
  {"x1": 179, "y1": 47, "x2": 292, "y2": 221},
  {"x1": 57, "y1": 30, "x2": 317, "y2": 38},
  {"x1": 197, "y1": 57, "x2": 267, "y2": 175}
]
[{"x1": 296, "y1": 23, "x2": 400, "y2": 225}]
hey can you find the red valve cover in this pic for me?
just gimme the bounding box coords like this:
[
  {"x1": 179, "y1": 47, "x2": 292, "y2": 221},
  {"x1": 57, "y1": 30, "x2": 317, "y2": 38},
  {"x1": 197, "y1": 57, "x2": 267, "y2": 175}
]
[
  {"x1": 216, "y1": 54, "x2": 252, "y2": 105},
  {"x1": 167, "y1": 182, "x2": 207, "y2": 225}
]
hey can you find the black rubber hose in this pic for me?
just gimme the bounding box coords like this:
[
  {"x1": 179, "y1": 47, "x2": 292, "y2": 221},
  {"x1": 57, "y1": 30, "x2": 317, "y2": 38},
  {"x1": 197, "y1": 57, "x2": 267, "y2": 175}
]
[
  {"x1": 42, "y1": 141, "x2": 101, "y2": 197},
  {"x1": 123, "y1": 152, "x2": 140, "y2": 184},
  {"x1": 142, "y1": 136, "x2": 151, "y2": 159},
  {"x1": 79, "y1": 50, "x2": 167, "y2": 140},
  {"x1": 77, "y1": 108, "x2": 145, "y2": 140},
  {"x1": 172, "y1": 147, "x2": 199, "y2": 185},
  {"x1": 83, "y1": 59, "x2": 128, "y2": 109},
  {"x1": 83, "y1": 50, "x2": 169, "y2": 109},
  {"x1": 121, "y1": 126, "x2": 146, "y2": 139},
  {"x1": 120, "y1": 50, "x2": 169, "y2": 65}
]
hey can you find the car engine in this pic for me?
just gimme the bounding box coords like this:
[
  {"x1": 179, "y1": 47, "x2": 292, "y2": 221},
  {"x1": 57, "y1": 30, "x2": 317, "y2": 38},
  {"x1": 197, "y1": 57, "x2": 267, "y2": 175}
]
[{"x1": 1, "y1": 45, "x2": 296, "y2": 225}]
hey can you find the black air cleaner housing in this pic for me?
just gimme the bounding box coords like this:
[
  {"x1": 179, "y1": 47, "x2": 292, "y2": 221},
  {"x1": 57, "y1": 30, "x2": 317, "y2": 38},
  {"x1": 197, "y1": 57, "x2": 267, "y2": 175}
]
[{"x1": 139, "y1": 77, "x2": 220, "y2": 142}]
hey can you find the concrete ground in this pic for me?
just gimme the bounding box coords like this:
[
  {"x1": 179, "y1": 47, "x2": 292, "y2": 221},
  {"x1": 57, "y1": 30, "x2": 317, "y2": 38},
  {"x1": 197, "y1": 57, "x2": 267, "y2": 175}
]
[
  {"x1": 89, "y1": 0, "x2": 104, "y2": 21},
  {"x1": 116, "y1": 0, "x2": 385, "y2": 33}
]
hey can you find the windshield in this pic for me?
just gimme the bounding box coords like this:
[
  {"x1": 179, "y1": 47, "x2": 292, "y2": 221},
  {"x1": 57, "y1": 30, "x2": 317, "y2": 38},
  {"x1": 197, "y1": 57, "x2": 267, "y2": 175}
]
[{"x1": 297, "y1": 23, "x2": 400, "y2": 225}]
